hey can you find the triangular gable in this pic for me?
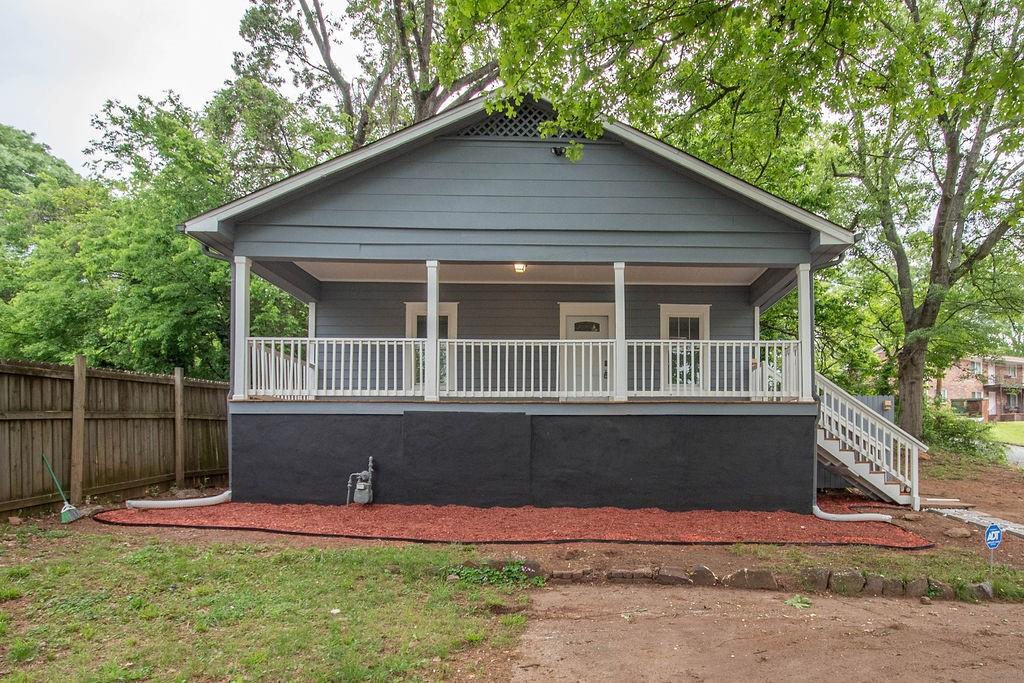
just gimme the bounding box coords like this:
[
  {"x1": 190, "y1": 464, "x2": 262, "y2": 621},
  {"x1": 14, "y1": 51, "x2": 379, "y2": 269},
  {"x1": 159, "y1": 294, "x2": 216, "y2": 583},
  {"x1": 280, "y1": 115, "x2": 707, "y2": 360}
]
[{"x1": 183, "y1": 96, "x2": 852, "y2": 253}]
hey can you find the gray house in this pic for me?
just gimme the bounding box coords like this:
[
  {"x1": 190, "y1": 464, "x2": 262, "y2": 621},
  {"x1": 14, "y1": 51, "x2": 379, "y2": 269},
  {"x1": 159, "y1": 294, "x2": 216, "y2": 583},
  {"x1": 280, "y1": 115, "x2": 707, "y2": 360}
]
[{"x1": 184, "y1": 98, "x2": 924, "y2": 512}]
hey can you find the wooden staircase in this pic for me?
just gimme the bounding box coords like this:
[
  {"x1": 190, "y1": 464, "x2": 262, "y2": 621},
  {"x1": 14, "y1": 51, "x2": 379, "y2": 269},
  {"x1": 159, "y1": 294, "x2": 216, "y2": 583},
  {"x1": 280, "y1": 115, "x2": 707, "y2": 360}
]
[{"x1": 815, "y1": 373, "x2": 924, "y2": 510}]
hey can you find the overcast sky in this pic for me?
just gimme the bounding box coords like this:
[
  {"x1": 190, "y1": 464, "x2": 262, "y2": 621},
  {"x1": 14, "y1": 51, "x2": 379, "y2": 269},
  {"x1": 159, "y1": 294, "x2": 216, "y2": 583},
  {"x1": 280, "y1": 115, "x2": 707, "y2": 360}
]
[{"x1": 0, "y1": 0, "x2": 251, "y2": 172}]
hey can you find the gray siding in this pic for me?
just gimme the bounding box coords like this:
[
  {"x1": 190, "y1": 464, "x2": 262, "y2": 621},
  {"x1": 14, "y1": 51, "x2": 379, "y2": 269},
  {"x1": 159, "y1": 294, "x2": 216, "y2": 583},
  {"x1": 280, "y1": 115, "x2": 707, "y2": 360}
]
[
  {"x1": 313, "y1": 283, "x2": 755, "y2": 393},
  {"x1": 315, "y1": 282, "x2": 754, "y2": 340},
  {"x1": 233, "y1": 138, "x2": 812, "y2": 265}
]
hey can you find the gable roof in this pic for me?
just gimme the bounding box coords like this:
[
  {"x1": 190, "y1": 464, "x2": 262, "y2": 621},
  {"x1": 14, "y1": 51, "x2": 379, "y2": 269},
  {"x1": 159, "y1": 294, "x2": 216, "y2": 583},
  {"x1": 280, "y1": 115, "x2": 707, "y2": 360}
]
[{"x1": 182, "y1": 97, "x2": 854, "y2": 253}]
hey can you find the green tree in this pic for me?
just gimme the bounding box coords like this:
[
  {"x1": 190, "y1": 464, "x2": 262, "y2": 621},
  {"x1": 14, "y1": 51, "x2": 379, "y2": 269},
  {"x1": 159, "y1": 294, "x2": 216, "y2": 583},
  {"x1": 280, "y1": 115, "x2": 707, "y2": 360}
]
[
  {"x1": 235, "y1": 0, "x2": 499, "y2": 149},
  {"x1": 830, "y1": 0, "x2": 1024, "y2": 436},
  {"x1": 445, "y1": 0, "x2": 1024, "y2": 437},
  {"x1": 0, "y1": 92, "x2": 306, "y2": 378},
  {"x1": 0, "y1": 180, "x2": 116, "y2": 361},
  {"x1": 0, "y1": 123, "x2": 78, "y2": 193}
]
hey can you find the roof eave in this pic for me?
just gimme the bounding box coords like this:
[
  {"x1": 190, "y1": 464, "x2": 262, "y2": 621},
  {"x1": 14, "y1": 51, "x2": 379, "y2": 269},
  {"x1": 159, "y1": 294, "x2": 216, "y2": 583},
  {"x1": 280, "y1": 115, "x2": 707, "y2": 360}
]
[
  {"x1": 182, "y1": 97, "x2": 491, "y2": 233},
  {"x1": 602, "y1": 120, "x2": 855, "y2": 246},
  {"x1": 184, "y1": 95, "x2": 854, "y2": 253}
]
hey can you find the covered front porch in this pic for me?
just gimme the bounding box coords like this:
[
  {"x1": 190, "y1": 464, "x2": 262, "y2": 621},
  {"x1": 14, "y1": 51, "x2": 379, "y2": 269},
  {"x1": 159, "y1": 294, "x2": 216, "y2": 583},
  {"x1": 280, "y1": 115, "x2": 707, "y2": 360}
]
[{"x1": 229, "y1": 260, "x2": 815, "y2": 403}]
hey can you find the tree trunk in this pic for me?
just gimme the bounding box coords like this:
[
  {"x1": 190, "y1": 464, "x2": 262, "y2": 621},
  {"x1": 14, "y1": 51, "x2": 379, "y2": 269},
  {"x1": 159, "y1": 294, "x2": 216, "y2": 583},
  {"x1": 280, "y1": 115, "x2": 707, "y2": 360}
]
[{"x1": 896, "y1": 337, "x2": 928, "y2": 438}]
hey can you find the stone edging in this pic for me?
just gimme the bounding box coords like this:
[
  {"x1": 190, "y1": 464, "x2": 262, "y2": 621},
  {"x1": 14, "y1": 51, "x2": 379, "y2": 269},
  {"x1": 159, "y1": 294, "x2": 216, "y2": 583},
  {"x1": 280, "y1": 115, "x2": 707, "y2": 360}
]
[{"x1": 546, "y1": 563, "x2": 995, "y2": 602}]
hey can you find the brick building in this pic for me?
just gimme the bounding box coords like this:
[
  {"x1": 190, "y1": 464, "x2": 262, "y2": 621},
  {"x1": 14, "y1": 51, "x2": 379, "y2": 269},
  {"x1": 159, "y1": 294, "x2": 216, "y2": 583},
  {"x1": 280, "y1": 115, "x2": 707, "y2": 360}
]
[{"x1": 932, "y1": 356, "x2": 1024, "y2": 421}]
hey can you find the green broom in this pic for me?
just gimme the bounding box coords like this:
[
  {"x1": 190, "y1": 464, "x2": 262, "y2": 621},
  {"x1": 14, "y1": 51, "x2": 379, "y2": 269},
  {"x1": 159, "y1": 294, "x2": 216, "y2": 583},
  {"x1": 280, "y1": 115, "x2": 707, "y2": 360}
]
[{"x1": 41, "y1": 453, "x2": 83, "y2": 523}]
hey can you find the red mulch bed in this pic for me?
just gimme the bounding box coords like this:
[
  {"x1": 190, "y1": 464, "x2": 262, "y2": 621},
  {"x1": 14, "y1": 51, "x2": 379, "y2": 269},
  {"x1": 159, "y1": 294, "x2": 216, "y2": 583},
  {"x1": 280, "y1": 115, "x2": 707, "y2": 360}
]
[{"x1": 93, "y1": 495, "x2": 931, "y2": 549}]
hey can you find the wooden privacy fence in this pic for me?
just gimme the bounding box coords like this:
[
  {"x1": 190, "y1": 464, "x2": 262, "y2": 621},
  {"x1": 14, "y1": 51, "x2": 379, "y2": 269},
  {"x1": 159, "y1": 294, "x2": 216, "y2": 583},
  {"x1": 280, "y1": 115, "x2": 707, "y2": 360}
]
[{"x1": 0, "y1": 356, "x2": 228, "y2": 513}]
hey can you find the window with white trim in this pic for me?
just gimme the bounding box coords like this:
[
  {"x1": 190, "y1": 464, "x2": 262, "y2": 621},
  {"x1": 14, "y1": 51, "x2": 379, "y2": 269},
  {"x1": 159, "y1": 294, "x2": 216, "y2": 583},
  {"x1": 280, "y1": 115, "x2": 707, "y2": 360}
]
[
  {"x1": 404, "y1": 302, "x2": 458, "y2": 387},
  {"x1": 659, "y1": 304, "x2": 710, "y2": 388},
  {"x1": 659, "y1": 304, "x2": 711, "y2": 341}
]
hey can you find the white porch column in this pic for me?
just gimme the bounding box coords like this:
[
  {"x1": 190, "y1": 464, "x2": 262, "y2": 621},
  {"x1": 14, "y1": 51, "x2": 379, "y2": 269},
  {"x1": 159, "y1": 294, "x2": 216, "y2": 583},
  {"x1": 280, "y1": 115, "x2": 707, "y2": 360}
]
[
  {"x1": 753, "y1": 305, "x2": 760, "y2": 341},
  {"x1": 613, "y1": 262, "x2": 627, "y2": 401},
  {"x1": 424, "y1": 260, "x2": 439, "y2": 401},
  {"x1": 796, "y1": 262, "x2": 813, "y2": 400},
  {"x1": 307, "y1": 301, "x2": 316, "y2": 337},
  {"x1": 231, "y1": 256, "x2": 252, "y2": 400}
]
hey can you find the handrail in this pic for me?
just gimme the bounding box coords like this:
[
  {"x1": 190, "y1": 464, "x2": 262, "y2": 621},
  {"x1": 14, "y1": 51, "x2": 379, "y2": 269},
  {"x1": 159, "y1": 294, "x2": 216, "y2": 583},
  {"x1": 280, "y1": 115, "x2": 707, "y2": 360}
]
[
  {"x1": 816, "y1": 373, "x2": 928, "y2": 450},
  {"x1": 815, "y1": 372, "x2": 923, "y2": 505}
]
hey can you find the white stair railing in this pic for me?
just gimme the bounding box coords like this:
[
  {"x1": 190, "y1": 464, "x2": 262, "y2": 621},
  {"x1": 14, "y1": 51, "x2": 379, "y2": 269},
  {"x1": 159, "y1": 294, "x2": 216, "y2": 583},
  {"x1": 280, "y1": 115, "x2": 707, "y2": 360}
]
[
  {"x1": 816, "y1": 372, "x2": 924, "y2": 505},
  {"x1": 440, "y1": 339, "x2": 614, "y2": 398}
]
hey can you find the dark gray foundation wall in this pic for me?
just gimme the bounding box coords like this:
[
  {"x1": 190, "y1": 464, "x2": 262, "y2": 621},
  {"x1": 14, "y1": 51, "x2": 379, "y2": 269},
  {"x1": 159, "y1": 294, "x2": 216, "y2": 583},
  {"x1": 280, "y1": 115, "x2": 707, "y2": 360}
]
[{"x1": 230, "y1": 407, "x2": 816, "y2": 512}]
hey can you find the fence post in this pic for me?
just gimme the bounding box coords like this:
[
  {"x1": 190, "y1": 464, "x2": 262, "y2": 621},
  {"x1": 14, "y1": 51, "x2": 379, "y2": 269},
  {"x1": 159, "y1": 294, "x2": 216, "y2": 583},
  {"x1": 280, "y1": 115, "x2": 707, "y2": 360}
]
[
  {"x1": 174, "y1": 367, "x2": 185, "y2": 488},
  {"x1": 70, "y1": 354, "x2": 86, "y2": 505}
]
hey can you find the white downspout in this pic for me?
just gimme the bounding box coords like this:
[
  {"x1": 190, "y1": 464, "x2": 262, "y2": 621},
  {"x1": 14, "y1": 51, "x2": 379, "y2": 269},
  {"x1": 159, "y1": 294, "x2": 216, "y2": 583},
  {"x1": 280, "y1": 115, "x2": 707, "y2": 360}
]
[
  {"x1": 126, "y1": 490, "x2": 231, "y2": 510},
  {"x1": 805, "y1": 260, "x2": 893, "y2": 523},
  {"x1": 813, "y1": 505, "x2": 892, "y2": 523}
]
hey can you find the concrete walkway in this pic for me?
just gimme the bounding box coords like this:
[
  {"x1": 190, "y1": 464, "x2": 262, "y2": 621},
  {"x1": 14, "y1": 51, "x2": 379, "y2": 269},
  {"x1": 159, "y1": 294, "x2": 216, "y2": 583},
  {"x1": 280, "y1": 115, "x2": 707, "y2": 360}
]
[
  {"x1": 929, "y1": 507, "x2": 1024, "y2": 539},
  {"x1": 1005, "y1": 444, "x2": 1024, "y2": 468}
]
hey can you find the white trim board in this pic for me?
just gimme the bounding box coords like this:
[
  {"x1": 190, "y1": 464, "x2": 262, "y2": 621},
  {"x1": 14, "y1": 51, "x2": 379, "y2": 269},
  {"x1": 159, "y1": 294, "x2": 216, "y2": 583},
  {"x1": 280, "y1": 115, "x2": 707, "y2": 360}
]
[
  {"x1": 558, "y1": 302, "x2": 616, "y2": 339},
  {"x1": 404, "y1": 302, "x2": 460, "y2": 339},
  {"x1": 658, "y1": 304, "x2": 711, "y2": 340},
  {"x1": 294, "y1": 261, "x2": 767, "y2": 286}
]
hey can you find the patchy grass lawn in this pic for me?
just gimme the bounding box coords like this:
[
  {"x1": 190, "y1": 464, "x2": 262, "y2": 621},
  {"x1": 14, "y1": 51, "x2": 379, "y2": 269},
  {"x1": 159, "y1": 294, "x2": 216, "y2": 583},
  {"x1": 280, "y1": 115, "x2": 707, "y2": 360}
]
[
  {"x1": 0, "y1": 525, "x2": 533, "y2": 681},
  {"x1": 921, "y1": 449, "x2": 1011, "y2": 480},
  {"x1": 728, "y1": 543, "x2": 1024, "y2": 601},
  {"x1": 988, "y1": 421, "x2": 1024, "y2": 446}
]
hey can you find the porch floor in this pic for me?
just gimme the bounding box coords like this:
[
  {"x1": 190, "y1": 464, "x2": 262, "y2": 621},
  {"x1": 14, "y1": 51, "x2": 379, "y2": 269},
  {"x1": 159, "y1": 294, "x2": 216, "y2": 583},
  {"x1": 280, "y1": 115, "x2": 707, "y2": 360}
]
[{"x1": 96, "y1": 495, "x2": 930, "y2": 548}]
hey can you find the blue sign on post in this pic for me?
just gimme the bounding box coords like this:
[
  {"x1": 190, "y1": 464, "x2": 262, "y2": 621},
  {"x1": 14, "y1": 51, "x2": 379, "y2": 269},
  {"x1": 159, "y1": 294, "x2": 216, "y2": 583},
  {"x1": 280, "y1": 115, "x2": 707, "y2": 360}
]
[{"x1": 985, "y1": 523, "x2": 1003, "y2": 550}]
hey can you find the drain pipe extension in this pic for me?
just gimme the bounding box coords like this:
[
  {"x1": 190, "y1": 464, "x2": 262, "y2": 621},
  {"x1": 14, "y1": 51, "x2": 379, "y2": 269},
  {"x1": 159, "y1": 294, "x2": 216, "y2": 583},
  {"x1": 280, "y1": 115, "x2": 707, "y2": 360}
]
[
  {"x1": 126, "y1": 490, "x2": 232, "y2": 510},
  {"x1": 813, "y1": 504, "x2": 892, "y2": 523}
]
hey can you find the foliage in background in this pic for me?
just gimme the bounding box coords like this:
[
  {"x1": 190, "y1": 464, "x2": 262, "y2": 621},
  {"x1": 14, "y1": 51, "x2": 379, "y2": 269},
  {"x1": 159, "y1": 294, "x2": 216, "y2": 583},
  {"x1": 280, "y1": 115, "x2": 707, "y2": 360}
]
[
  {"x1": 0, "y1": 1, "x2": 506, "y2": 378},
  {"x1": 922, "y1": 401, "x2": 1005, "y2": 463},
  {"x1": 0, "y1": 106, "x2": 305, "y2": 379},
  {"x1": 444, "y1": 0, "x2": 1024, "y2": 438},
  {"x1": 2, "y1": 0, "x2": 1023, "y2": 392},
  {"x1": 233, "y1": 0, "x2": 499, "y2": 149},
  {"x1": 0, "y1": 124, "x2": 78, "y2": 194}
]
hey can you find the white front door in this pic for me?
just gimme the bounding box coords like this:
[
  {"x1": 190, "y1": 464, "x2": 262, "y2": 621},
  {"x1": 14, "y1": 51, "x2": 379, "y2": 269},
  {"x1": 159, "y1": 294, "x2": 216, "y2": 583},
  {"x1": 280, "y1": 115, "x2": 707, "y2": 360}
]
[{"x1": 564, "y1": 314, "x2": 610, "y2": 393}]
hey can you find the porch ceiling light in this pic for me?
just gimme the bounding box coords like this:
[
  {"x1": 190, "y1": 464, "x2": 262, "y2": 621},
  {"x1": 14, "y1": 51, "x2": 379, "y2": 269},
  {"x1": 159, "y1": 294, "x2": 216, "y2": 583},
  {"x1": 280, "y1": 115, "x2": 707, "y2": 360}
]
[{"x1": 513, "y1": 263, "x2": 528, "y2": 274}]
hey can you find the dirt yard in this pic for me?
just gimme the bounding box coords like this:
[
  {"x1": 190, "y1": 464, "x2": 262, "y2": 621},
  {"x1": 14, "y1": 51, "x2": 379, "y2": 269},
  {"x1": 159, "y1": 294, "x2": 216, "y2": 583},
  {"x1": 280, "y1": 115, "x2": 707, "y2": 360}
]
[
  {"x1": 489, "y1": 584, "x2": 1024, "y2": 682},
  {"x1": 14, "y1": 460, "x2": 1024, "y2": 681},
  {"x1": 921, "y1": 462, "x2": 1024, "y2": 525}
]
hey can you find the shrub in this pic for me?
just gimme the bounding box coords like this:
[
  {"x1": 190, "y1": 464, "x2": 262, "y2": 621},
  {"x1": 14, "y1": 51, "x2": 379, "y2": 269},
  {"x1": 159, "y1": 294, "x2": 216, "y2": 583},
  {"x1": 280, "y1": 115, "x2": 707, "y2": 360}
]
[{"x1": 921, "y1": 401, "x2": 1005, "y2": 463}]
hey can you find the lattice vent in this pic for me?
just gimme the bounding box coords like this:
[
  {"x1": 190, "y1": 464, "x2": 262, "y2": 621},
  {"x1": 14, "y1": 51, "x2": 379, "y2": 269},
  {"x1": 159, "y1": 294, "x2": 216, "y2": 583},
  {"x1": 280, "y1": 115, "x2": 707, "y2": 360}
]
[{"x1": 455, "y1": 103, "x2": 568, "y2": 138}]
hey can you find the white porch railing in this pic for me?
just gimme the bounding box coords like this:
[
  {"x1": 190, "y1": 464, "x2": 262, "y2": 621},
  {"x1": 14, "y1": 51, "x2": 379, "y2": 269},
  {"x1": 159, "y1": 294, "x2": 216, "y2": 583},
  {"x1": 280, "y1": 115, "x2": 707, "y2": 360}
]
[
  {"x1": 249, "y1": 337, "x2": 425, "y2": 398},
  {"x1": 440, "y1": 339, "x2": 614, "y2": 398},
  {"x1": 248, "y1": 338, "x2": 315, "y2": 398},
  {"x1": 247, "y1": 337, "x2": 803, "y2": 401},
  {"x1": 626, "y1": 340, "x2": 802, "y2": 399},
  {"x1": 817, "y1": 373, "x2": 923, "y2": 498}
]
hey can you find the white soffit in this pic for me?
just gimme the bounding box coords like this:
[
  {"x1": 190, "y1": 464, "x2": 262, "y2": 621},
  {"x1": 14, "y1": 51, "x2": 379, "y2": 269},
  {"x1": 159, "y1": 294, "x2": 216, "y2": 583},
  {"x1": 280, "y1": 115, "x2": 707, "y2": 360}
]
[{"x1": 294, "y1": 261, "x2": 766, "y2": 286}]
